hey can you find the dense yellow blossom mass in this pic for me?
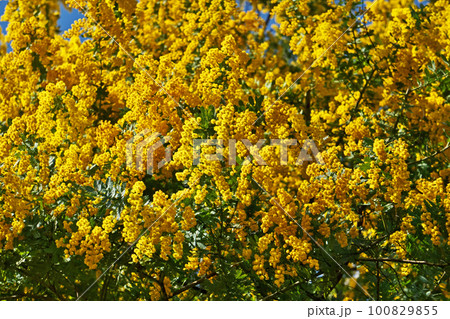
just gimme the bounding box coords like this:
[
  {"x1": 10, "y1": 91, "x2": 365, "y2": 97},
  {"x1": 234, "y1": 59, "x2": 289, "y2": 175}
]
[{"x1": 0, "y1": 0, "x2": 449, "y2": 300}]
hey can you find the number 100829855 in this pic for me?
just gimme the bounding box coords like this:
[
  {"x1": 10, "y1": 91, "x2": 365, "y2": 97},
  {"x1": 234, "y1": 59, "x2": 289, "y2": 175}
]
[{"x1": 368, "y1": 306, "x2": 438, "y2": 316}]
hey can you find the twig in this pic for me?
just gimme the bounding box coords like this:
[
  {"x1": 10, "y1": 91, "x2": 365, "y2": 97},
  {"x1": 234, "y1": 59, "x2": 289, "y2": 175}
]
[
  {"x1": 358, "y1": 258, "x2": 449, "y2": 268},
  {"x1": 100, "y1": 269, "x2": 112, "y2": 300},
  {"x1": 407, "y1": 142, "x2": 450, "y2": 166},
  {"x1": 170, "y1": 272, "x2": 217, "y2": 298},
  {"x1": 262, "y1": 281, "x2": 302, "y2": 301},
  {"x1": 431, "y1": 271, "x2": 446, "y2": 293},
  {"x1": 262, "y1": 13, "x2": 271, "y2": 35},
  {"x1": 16, "y1": 267, "x2": 61, "y2": 300},
  {"x1": 381, "y1": 260, "x2": 411, "y2": 299},
  {"x1": 352, "y1": 68, "x2": 377, "y2": 116},
  {"x1": 262, "y1": 277, "x2": 325, "y2": 301},
  {"x1": 391, "y1": 88, "x2": 410, "y2": 137}
]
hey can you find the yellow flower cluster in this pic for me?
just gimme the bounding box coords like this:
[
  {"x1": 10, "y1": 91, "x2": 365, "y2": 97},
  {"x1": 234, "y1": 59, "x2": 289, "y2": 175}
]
[{"x1": 0, "y1": 0, "x2": 449, "y2": 300}]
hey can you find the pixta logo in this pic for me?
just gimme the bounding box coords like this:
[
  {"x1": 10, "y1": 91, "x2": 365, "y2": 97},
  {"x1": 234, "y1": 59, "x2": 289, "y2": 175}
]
[
  {"x1": 127, "y1": 129, "x2": 325, "y2": 174},
  {"x1": 193, "y1": 138, "x2": 325, "y2": 166},
  {"x1": 126, "y1": 129, "x2": 172, "y2": 175}
]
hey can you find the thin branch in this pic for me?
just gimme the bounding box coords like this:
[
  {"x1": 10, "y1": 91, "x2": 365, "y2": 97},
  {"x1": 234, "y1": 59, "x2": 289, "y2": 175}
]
[
  {"x1": 364, "y1": 260, "x2": 403, "y2": 298},
  {"x1": 358, "y1": 257, "x2": 449, "y2": 268},
  {"x1": 262, "y1": 13, "x2": 271, "y2": 35},
  {"x1": 134, "y1": 264, "x2": 159, "y2": 284},
  {"x1": 381, "y1": 260, "x2": 411, "y2": 299},
  {"x1": 376, "y1": 260, "x2": 380, "y2": 301},
  {"x1": 0, "y1": 293, "x2": 54, "y2": 300},
  {"x1": 408, "y1": 142, "x2": 450, "y2": 166},
  {"x1": 431, "y1": 271, "x2": 447, "y2": 293},
  {"x1": 16, "y1": 267, "x2": 61, "y2": 300},
  {"x1": 100, "y1": 269, "x2": 112, "y2": 300},
  {"x1": 262, "y1": 281, "x2": 302, "y2": 301},
  {"x1": 410, "y1": 72, "x2": 450, "y2": 93},
  {"x1": 52, "y1": 266, "x2": 79, "y2": 299},
  {"x1": 392, "y1": 88, "x2": 410, "y2": 137},
  {"x1": 170, "y1": 272, "x2": 217, "y2": 298},
  {"x1": 352, "y1": 68, "x2": 377, "y2": 115}
]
